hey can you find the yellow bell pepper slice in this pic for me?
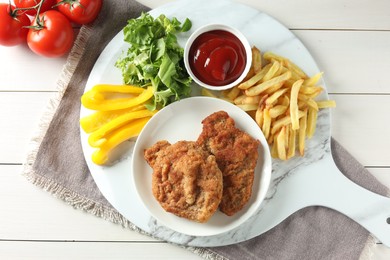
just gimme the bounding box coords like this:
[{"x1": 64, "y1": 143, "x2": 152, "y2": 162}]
[
  {"x1": 81, "y1": 86, "x2": 154, "y2": 111},
  {"x1": 88, "y1": 109, "x2": 157, "y2": 147},
  {"x1": 80, "y1": 104, "x2": 145, "y2": 133},
  {"x1": 92, "y1": 84, "x2": 144, "y2": 94},
  {"x1": 91, "y1": 117, "x2": 151, "y2": 165}
]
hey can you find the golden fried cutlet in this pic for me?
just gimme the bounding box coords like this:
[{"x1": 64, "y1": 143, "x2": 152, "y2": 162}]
[
  {"x1": 197, "y1": 111, "x2": 259, "y2": 216},
  {"x1": 144, "y1": 141, "x2": 223, "y2": 223}
]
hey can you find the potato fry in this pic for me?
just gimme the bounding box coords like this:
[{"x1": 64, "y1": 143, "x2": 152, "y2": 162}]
[
  {"x1": 262, "y1": 61, "x2": 281, "y2": 82},
  {"x1": 277, "y1": 127, "x2": 287, "y2": 160},
  {"x1": 317, "y1": 100, "x2": 336, "y2": 108},
  {"x1": 233, "y1": 94, "x2": 246, "y2": 104},
  {"x1": 298, "y1": 94, "x2": 319, "y2": 111},
  {"x1": 269, "y1": 105, "x2": 288, "y2": 118},
  {"x1": 252, "y1": 46, "x2": 262, "y2": 73},
  {"x1": 271, "y1": 135, "x2": 278, "y2": 158},
  {"x1": 242, "y1": 95, "x2": 261, "y2": 105},
  {"x1": 263, "y1": 51, "x2": 285, "y2": 63},
  {"x1": 287, "y1": 127, "x2": 296, "y2": 159},
  {"x1": 263, "y1": 82, "x2": 284, "y2": 95},
  {"x1": 284, "y1": 124, "x2": 290, "y2": 149},
  {"x1": 290, "y1": 79, "x2": 304, "y2": 130},
  {"x1": 278, "y1": 95, "x2": 290, "y2": 106},
  {"x1": 224, "y1": 86, "x2": 241, "y2": 101},
  {"x1": 262, "y1": 108, "x2": 271, "y2": 139},
  {"x1": 236, "y1": 104, "x2": 258, "y2": 111},
  {"x1": 298, "y1": 109, "x2": 307, "y2": 156},
  {"x1": 304, "y1": 72, "x2": 323, "y2": 86},
  {"x1": 300, "y1": 85, "x2": 323, "y2": 95},
  {"x1": 271, "y1": 110, "x2": 305, "y2": 135},
  {"x1": 266, "y1": 88, "x2": 288, "y2": 106},
  {"x1": 238, "y1": 63, "x2": 272, "y2": 90},
  {"x1": 245, "y1": 71, "x2": 291, "y2": 96},
  {"x1": 286, "y1": 61, "x2": 308, "y2": 79},
  {"x1": 255, "y1": 105, "x2": 264, "y2": 127},
  {"x1": 306, "y1": 107, "x2": 318, "y2": 138}
]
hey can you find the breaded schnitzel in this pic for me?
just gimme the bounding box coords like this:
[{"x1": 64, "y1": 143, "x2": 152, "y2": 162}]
[
  {"x1": 144, "y1": 140, "x2": 223, "y2": 223},
  {"x1": 197, "y1": 111, "x2": 259, "y2": 216}
]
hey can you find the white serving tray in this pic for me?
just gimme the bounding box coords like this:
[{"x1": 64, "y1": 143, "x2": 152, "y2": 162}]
[{"x1": 80, "y1": 0, "x2": 390, "y2": 247}]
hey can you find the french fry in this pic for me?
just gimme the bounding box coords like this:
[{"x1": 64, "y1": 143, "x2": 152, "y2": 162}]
[
  {"x1": 236, "y1": 104, "x2": 258, "y2": 111},
  {"x1": 298, "y1": 109, "x2": 307, "y2": 156},
  {"x1": 233, "y1": 94, "x2": 246, "y2": 104},
  {"x1": 266, "y1": 88, "x2": 288, "y2": 106},
  {"x1": 269, "y1": 105, "x2": 288, "y2": 118},
  {"x1": 262, "y1": 61, "x2": 281, "y2": 82},
  {"x1": 252, "y1": 46, "x2": 262, "y2": 73},
  {"x1": 284, "y1": 124, "x2": 290, "y2": 149},
  {"x1": 263, "y1": 51, "x2": 285, "y2": 63},
  {"x1": 277, "y1": 126, "x2": 287, "y2": 160},
  {"x1": 262, "y1": 108, "x2": 271, "y2": 139},
  {"x1": 255, "y1": 105, "x2": 264, "y2": 127},
  {"x1": 224, "y1": 86, "x2": 241, "y2": 101},
  {"x1": 278, "y1": 95, "x2": 290, "y2": 106},
  {"x1": 287, "y1": 127, "x2": 296, "y2": 159},
  {"x1": 285, "y1": 61, "x2": 308, "y2": 79},
  {"x1": 271, "y1": 135, "x2": 278, "y2": 158},
  {"x1": 263, "y1": 82, "x2": 284, "y2": 95},
  {"x1": 300, "y1": 85, "x2": 323, "y2": 95},
  {"x1": 271, "y1": 115, "x2": 292, "y2": 135},
  {"x1": 304, "y1": 72, "x2": 323, "y2": 86},
  {"x1": 271, "y1": 110, "x2": 305, "y2": 135},
  {"x1": 245, "y1": 71, "x2": 292, "y2": 96},
  {"x1": 317, "y1": 100, "x2": 337, "y2": 108},
  {"x1": 242, "y1": 95, "x2": 261, "y2": 105},
  {"x1": 298, "y1": 94, "x2": 319, "y2": 111},
  {"x1": 306, "y1": 107, "x2": 318, "y2": 138},
  {"x1": 290, "y1": 79, "x2": 304, "y2": 130},
  {"x1": 238, "y1": 63, "x2": 272, "y2": 90}
]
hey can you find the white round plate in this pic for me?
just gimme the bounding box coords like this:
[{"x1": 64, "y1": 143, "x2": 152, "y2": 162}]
[
  {"x1": 132, "y1": 97, "x2": 272, "y2": 237},
  {"x1": 80, "y1": 0, "x2": 329, "y2": 247}
]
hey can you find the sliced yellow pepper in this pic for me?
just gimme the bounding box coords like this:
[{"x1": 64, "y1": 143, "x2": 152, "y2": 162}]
[
  {"x1": 80, "y1": 104, "x2": 145, "y2": 133},
  {"x1": 88, "y1": 109, "x2": 157, "y2": 147},
  {"x1": 81, "y1": 86, "x2": 154, "y2": 111},
  {"x1": 91, "y1": 117, "x2": 151, "y2": 165},
  {"x1": 92, "y1": 84, "x2": 145, "y2": 94}
]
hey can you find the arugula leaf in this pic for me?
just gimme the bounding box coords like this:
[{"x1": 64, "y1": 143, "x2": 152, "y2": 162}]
[{"x1": 115, "y1": 13, "x2": 192, "y2": 110}]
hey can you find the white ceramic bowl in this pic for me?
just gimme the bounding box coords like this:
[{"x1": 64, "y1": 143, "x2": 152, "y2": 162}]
[
  {"x1": 184, "y1": 24, "x2": 252, "y2": 91},
  {"x1": 131, "y1": 97, "x2": 272, "y2": 237}
]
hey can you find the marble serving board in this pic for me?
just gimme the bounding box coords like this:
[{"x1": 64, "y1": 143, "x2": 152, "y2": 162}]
[{"x1": 80, "y1": 0, "x2": 390, "y2": 247}]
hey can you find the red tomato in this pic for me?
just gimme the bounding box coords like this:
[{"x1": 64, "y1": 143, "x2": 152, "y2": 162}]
[
  {"x1": 0, "y1": 3, "x2": 30, "y2": 46},
  {"x1": 56, "y1": 0, "x2": 102, "y2": 24},
  {"x1": 27, "y1": 10, "x2": 74, "y2": 57},
  {"x1": 14, "y1": 0, "x2": 56, "y2": 16}
]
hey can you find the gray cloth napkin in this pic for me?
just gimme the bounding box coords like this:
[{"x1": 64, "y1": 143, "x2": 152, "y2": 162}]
[{"x1": 23, "y1": 1, "x2": 389, "y2": 259}]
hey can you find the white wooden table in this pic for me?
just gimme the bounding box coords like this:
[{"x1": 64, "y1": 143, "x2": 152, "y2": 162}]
[{"x1": 1, "y1": 0, "x2": 389, "y2": 259}]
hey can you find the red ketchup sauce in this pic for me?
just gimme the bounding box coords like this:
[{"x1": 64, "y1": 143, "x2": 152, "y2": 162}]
[{"x1": 188, "y1": 30, "x2": 247, "y2": 86}]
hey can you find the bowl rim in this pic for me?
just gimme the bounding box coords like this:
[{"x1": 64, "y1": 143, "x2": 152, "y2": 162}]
[
  {"x1": 131, "y1": 96, "x2": 272, "y2": 237},
  {"x1": 184, "y1": 23, "x2": 252, "y2": 91}
]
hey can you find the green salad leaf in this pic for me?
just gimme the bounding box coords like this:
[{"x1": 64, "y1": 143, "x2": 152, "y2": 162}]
[{"x1": 115, "y1": 13, "x2": 192, "y2": 110}]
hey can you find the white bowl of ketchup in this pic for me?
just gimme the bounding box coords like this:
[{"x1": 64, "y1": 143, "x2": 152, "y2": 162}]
[{"x1": 184, "y1": 23, "x2": 252, "y2": 91}]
